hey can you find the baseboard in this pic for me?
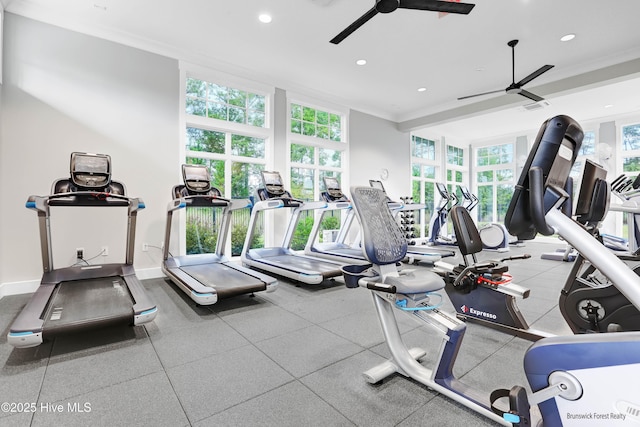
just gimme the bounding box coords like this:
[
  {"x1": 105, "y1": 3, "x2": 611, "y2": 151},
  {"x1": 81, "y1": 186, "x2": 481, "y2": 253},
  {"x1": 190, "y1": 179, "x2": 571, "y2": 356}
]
[
  {"x1": 0, "y1": 279, "x2": 40, "y2": 299},
  {"x1": 135, "y1": 267, "x2": 165, "y2": 281},
  {"x1": 0, "y1": 267, "x2": 166, "y2": 301}
]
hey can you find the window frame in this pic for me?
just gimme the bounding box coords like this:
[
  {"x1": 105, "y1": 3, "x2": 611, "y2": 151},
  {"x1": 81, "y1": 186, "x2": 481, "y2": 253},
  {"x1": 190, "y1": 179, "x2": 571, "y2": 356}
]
[
  {"x1": 285, "y1": 94, "x2": 349, "y2": 250},
  {"x1": 410, "y1": 135, "x2": 440, "y2": 239},
  {"x1": 286, "y1": 94, "x2": 349, "y2": 202},
  {"x1": 180, "y1": 63, "x2": 275, "y2": 256},
  {"x1": 473, "y1": 141, "x2": 515, "y2": 225}
]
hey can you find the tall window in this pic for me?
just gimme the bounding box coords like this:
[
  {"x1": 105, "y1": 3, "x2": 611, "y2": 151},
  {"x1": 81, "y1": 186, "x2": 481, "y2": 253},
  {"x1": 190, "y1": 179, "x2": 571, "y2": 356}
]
[
  {"x1": 475, "y1": 143, "x2": 514, "y2": 226},
  {"x1": 184, "y1": 74, "x2": 272, "y2": 256},
  {"x1": 622, "y1": 123, "x2": 640, "y2": 173},
  {"x1": 620, "y1": 123, "x2": 640, "y2": 240},
  {"x1": 186, "y1": 79, "x2": 266, "y2": 127},
  {"x1": 288, "y1": 100, "x2": 347, "y2": 250},
  {"x1": 411, "y1": 135, "x2": 438, "y2": 238},
  {"x1": 443, "y1": 145, "x2": 466, "y2": 235},
  {"x1": 446, "y1": 145, "x2": 465, "y2": 198},
  {"x1": 570, "y1": 130, "x2": 597, "y2": 196}
]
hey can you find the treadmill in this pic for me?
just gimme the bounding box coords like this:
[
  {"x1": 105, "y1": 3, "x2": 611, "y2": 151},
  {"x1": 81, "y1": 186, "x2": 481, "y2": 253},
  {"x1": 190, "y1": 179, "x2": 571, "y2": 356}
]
[
  {"x1": 241, "y1": 171, "x2": 345, "y2": 284},
  {"x1": 8, "y1": 152, "x2": 157, "y2": 348},
  {"x1": 304, "y1": 177, "x2": 365, "y2": 263},
  {"x1": 162, "y1": 164, "x2": 277, "y2": 305}
]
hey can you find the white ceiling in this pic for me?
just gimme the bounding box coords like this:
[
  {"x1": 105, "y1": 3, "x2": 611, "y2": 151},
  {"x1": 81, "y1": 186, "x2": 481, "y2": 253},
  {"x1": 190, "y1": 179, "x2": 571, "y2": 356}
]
[{"x1": 4, "y1": 0, "x2": 640, "y2": 139}]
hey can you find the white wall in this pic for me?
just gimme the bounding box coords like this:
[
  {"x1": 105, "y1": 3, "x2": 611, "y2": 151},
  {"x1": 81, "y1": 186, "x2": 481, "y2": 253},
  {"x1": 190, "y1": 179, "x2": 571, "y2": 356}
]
[
  {"x1": 0, "y1": 13, "x2": 180, "y2": 294},
  {"x1": 349, "y1": 110, "x2": 411, "y2": 199},
  {"x1": 0, "y1": 14, "x2": 416, "y2": 296}
]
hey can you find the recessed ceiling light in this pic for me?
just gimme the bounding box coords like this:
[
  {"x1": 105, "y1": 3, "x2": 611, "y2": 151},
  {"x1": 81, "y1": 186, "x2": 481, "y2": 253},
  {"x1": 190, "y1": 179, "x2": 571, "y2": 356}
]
[
  {"x1": 258, "y1": 14, "x2": 272, "y2": 23},
  {"x1": 356, "y1": 59, "x2": 367, "y2": 66},
  {"x1": 604, "y1": 104, "x2": 613, "y2": 109},
  {"x1": 417, "y1": 87, "x2": 427, "y2": 92},
  {"x1": 560, "y1": 33, "x2": 575, "y2": 42}
]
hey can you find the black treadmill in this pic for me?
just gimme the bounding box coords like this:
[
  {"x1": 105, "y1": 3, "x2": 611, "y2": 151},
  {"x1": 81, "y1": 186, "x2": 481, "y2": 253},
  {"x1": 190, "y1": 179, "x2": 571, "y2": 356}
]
[
  {"x1": 8, "y1": 152, "x2": 157, "y2": 348},
  {"x1": 162, "y1": 164, "x2": 277, "y2": 305},
  {"x1": 241, "y1": 171, "x2": 345, "y2": 284}
]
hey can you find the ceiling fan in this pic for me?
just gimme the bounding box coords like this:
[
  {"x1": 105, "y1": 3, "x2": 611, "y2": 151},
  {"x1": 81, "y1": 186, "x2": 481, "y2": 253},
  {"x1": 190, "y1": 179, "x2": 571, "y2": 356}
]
[
  {"x1": 330, "y1": 0, "x2": 475, "y2": 45},
  {"x1": 458, "y1": 39, "x2": 554, "y2": 102}
]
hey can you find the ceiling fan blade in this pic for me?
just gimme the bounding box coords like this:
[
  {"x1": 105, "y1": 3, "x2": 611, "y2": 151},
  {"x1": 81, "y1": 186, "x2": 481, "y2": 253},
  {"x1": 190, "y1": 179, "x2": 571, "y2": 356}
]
[
  {"x1": 457, "y1": 89, "x2": 505, "y2": 100},
  {"x1": 399, "y1": 0, "x2": 475, "y2": 14},
  {"x1": 518, "y1": 89, "x2": 544, "y2": 102},
  {"x1": 516, "y1": 64, "x2": 554, "y2": 87},
  {"x1": 330, "y1": 7, "x2": 378, "y2": 44}
]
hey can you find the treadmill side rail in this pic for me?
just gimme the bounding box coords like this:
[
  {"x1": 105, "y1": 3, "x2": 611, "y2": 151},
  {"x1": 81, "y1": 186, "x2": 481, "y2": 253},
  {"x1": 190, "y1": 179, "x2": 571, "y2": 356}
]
[{"x1": 121, "y1": 265, "x2": 157, "y2": 325}]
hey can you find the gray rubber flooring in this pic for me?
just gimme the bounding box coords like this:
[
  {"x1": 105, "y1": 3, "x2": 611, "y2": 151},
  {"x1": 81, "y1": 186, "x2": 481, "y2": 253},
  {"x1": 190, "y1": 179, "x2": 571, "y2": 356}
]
[{"x1": 0, "y1": 241, "x2": 577, "y2": 426}]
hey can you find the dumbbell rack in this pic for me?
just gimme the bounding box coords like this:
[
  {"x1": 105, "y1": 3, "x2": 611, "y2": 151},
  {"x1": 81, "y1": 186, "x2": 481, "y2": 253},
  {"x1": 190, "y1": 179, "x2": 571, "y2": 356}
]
[{"x1": 399, "y1": 196, "x2": 418, "y2": 245}]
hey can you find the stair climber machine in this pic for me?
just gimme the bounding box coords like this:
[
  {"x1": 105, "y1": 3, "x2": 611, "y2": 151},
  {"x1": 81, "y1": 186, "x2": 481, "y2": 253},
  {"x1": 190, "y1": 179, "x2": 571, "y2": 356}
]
[
  {"x1": 427, "y1": 182, "x2": 459, "y2": 246},
  {"x1": 458, "y1": 184, "x2": 517, "y2": 252},
  {"x1": 602, "y1": 173, "x2": 640, "y2": 254},
  {"x1": 241, "y1": 171, "x2": 346, "y2": 285},
  {"x1": 369, "y1": 179, "x2": 455, "y2": 263},
  {"x1": 8, "y1": 152, "x2": 157, "y2": 348},
  {"x1": 162, "y1": 164, "x2": 277, "y2": 305},
  {"x1": 340, "y1": 115, "x2": 640, "y2": 426}
]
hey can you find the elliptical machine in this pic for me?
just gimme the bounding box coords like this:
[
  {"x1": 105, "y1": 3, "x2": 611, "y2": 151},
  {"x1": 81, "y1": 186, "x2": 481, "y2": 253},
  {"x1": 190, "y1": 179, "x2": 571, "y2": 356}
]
[
  {"x1": 603, "y1": 173, "x2": 640, "y2": 253},
  {"x1": 458, "y1": 184, "x2": 511, "y2": 252},
  {"x1": 427, "y1": 182, "x2": 458, "y2": 246},
  {"x1": 341, "y1": 115, "x2": 640, "y2": 426}
]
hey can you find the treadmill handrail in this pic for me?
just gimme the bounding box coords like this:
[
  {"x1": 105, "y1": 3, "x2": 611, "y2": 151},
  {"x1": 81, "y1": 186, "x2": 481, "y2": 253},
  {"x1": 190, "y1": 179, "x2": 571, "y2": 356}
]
[
  {"x1": 260, "y1": 193, "x2": 305, "y2": 205},
  {"x1": 296, "y1": 200, "x2": 329, "y2": 212},
  {"x1": 394, "y1": 202, "x2": 427, "y2": 212},
  {"x1": 27, "y1": 191, "x2": 144, "y2": 212},
  {"x1": 166, "y1": 193, "x2": 231, "y2": 212}
]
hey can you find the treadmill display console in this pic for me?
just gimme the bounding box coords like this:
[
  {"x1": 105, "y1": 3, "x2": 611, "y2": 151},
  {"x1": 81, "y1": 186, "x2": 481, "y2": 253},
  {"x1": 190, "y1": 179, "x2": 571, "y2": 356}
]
[
  {"x1": 323, "y1": 177, "x2": 344, "y2": 199},
  {"x1": 70, "y1": 152, "x2": 111, "y2": 189},
  {"x1": 183, "y1": 164, "x2": 211, "y2": 193},
  {"x1": 261, "y1": 171, "x2": 286, "y2": 196}
]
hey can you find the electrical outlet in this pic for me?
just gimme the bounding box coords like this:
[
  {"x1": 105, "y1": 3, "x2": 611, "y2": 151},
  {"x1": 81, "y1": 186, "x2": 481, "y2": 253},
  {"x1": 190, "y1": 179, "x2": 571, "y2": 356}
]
[
  {"x1": 76, "y1": 248, "x2": 84, "y2": 259},
  {"x1": 142, "y1": 243, "x2": 149, "y2": 252},
  {"x1": 101, "y1": 246, "x2": 109, "y2": 256}
]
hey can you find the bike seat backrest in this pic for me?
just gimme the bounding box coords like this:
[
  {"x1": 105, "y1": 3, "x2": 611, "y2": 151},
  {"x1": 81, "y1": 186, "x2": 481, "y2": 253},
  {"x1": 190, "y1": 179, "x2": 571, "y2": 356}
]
[
  {"x1": 350, "y1": 186, "x2": 407, "y2": 265},
  {"x1": 576, "y1": 178, "x2": 610, "y2": 224},
  {"x1": 450, "y1": 206, "x2": 483, "y2": 256}
]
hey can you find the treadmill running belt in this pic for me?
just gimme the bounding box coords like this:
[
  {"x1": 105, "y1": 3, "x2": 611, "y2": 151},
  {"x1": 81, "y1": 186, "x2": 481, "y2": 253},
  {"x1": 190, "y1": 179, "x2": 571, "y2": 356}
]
[
  {"x1": 257, "y1": 254, "x2": 342, "y2": 278},
  {"x1": 43, "y1": 277, "x2": 133, "y2": 334},
  {"x1": 181, "y1": 264, "x2": 267, "y2": 298}
]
